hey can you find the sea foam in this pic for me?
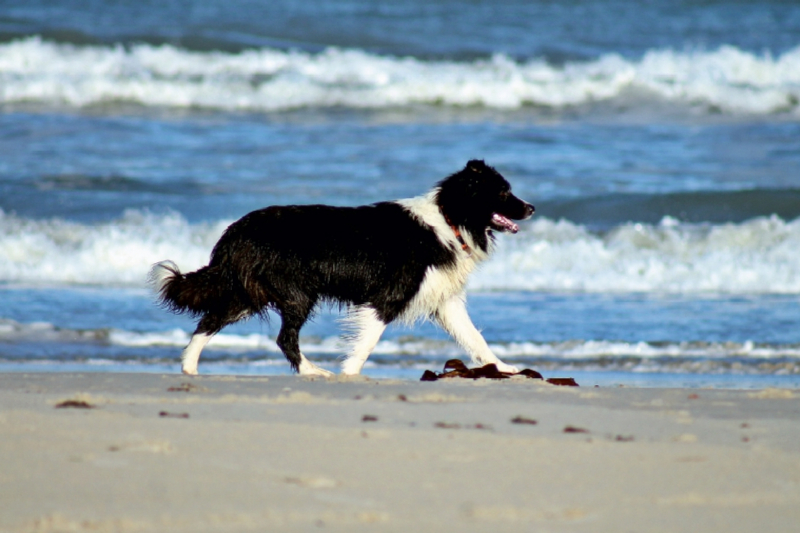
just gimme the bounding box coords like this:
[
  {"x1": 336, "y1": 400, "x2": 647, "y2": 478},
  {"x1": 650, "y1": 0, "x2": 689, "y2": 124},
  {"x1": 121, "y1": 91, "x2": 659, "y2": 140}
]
[
  {"x1": 1, "y1": 209, "x2": 799, "y2": 293},
  {"x1": 0, "y1": 209, "x2": 228, "y2": 286},
  {"x1": 2, "y1": 318, "x2": 798, "y2": 368},
  {"x1": 472, "y1": 216, "x2": 800, "y2": 293},
  {"x1": 1, "y1": 37, "x2": 799, "y2": 114}
]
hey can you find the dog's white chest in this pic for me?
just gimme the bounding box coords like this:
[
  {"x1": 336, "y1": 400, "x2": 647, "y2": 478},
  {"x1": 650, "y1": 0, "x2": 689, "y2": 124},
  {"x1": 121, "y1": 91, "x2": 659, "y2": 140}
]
[{"x1": 401, "y1": 260, "x2": 474, "y2": 322}]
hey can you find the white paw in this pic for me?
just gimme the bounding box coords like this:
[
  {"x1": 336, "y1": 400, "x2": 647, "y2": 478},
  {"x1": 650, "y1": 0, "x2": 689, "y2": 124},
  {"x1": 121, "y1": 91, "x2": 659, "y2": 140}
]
[
  {"x1": 298, "y1": 359, "x2": 335, "y2": 377},
  {"x1": 181, "y1": 366, "x2": 198, "y2": 375},
  {"x1": 492, "y1": 361, "x2": 520, "y2": 374},
  {"x1": 340, "y1": 358, "x2": 366, "y2": 376}
]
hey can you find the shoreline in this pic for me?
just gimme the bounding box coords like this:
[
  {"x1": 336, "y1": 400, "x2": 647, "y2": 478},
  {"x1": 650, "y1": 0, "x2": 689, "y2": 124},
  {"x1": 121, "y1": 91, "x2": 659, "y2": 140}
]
[
  {"x1": 1, "y1": 372, "x2": 799, "y2": 531},
  {"x1": 1, "y1": 363, "x2": 799, "y2": 391}
]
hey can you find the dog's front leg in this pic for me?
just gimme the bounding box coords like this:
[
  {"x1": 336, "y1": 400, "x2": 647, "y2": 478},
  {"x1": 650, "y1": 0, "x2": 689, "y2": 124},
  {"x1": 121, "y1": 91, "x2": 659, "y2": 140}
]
[
  {"x1": 435, "y1": 295, "x2": 519, "y2": 374},
  {"x1": 340, "y1": 306, "x2": 387, "y2": 375}
]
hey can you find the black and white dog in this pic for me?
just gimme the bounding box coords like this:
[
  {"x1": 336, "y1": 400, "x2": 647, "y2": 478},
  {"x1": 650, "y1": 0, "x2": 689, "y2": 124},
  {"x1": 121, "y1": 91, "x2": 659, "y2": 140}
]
[{"x1": 150, "y1": 160, "x2": 534, "y2": 376}]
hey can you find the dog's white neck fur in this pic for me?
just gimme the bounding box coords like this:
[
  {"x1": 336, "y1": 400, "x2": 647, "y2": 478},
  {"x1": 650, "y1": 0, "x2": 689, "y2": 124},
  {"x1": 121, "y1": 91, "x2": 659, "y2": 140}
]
[{"x1": 395, "y1": 189, "x2": 493, "y2": 263}]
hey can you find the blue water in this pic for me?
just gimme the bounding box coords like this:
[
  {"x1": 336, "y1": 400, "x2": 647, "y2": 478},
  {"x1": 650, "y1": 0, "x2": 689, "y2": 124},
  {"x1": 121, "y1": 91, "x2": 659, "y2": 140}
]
[{"x1": 1, "y1": 0, "x2": 799, "y2": 387}]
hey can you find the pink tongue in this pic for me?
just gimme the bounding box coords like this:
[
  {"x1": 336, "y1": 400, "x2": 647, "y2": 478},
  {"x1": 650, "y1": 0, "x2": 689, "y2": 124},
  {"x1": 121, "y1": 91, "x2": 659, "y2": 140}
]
[{"x1": 492, "y1": 213, "x2": 519, "y2": 233}]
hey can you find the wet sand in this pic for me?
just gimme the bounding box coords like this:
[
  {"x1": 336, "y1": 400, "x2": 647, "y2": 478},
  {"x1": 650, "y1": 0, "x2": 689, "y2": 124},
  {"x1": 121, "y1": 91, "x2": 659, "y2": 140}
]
[{"x1": 1, "y1": 372, "x2": 798, "y2": 532}]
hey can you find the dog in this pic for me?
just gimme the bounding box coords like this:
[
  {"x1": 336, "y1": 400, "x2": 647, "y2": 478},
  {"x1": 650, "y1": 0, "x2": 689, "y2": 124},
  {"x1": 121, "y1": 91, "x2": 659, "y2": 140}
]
[{"x1": 149, "y1": 160, "x2": 534, "y2": 376}]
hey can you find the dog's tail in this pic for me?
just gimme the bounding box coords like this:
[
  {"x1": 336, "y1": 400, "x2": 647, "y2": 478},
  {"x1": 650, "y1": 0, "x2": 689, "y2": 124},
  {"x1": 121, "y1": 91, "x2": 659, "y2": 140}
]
[{"x1": 148, "y1": 260, "x2": 228, "y2": 316}]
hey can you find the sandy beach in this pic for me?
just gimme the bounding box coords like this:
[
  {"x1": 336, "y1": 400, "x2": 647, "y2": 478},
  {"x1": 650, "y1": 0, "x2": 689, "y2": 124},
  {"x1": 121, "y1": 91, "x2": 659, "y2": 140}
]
[
  {"x1": 4, "y1": 1, "x2": 800, "y2": 531},
  {"x1": 1, "y1": 373, "x2": 798, "y2": 532}
]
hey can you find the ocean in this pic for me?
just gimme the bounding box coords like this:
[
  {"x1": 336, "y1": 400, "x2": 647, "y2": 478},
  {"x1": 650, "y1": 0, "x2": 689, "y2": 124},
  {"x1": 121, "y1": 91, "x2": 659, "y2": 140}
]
[{"x1": 1, "y1": 0, "x2": 799, "y2": 387}]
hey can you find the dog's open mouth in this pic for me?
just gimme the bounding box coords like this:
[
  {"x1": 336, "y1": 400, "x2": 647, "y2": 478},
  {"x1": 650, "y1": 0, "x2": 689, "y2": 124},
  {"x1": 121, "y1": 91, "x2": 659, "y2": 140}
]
[{"x1": 490, "y1": 213, "x2": 519, "y2": 234}]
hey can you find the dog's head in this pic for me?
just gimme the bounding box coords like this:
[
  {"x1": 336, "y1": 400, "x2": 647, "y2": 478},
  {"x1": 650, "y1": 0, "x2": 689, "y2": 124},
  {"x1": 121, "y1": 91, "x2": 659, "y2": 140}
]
[{"x1": 436, "y1": 160, "x2": 534, "y2": 251}]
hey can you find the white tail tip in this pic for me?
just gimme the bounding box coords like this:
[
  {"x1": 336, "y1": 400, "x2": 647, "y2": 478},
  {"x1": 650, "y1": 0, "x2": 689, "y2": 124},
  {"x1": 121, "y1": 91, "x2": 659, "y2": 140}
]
[{"x1": 147, "y1": 260, "x2": 180, "y2": 293}]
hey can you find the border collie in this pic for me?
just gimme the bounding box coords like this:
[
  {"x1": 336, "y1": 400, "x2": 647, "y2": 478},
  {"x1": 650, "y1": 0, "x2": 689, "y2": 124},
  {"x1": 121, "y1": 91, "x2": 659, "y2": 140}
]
[{"x1": 149, "y1": 160, "x2": 534, "y2": 376}]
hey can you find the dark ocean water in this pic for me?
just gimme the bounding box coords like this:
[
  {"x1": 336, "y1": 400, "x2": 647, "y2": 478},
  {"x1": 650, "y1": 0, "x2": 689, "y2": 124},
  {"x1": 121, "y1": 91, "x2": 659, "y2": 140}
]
[{"x1": 1, "y1": 0, "x2": 799, "y2": 387}]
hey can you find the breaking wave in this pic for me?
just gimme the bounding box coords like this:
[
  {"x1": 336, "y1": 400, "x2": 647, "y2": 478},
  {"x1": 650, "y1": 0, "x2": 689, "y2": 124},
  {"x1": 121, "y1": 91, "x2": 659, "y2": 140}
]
[
  {"x1": 0, "y1": 209, "x2": 228, "y2": 286},
  {"x1": 473, "y1": 215, "x2": 800, "y2": 293},
  {"x1": 1, "y1": 208, "x2": 800, "y2": 294},
  {"x1": 1, "y1": 36, "x2": 799, "y2": 115}
]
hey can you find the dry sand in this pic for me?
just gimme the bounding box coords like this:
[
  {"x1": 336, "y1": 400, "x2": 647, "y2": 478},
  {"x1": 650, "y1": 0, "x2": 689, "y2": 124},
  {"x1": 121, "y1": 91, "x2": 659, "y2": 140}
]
[{"x1": 1, "y1": 372, "x2": 798, "y2": 532}]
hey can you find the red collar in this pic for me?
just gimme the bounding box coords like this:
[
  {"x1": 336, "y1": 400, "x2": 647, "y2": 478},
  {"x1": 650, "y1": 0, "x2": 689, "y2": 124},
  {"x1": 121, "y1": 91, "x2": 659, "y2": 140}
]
[{"x1": 441, "y1": 210, "x2": 471, "y2": 255}]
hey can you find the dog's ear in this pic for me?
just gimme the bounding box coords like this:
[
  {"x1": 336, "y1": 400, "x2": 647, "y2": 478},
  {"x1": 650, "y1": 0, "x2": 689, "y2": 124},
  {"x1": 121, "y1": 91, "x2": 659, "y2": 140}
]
[{"x1": 467, "y1": 159, "x2": 487, "y2": 173}]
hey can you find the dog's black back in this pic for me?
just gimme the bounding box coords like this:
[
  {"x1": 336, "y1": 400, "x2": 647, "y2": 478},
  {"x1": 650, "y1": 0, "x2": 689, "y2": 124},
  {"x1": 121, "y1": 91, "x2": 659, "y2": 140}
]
[{"x1": 209, "y1": 203, "x2": 457, "y2": 321}]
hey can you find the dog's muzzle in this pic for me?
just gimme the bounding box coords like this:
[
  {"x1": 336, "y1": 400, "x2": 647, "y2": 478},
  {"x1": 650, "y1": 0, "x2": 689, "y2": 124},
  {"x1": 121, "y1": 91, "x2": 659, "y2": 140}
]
[{"x1": 491, "y1": 202, "x2": 534, "y2": 234}]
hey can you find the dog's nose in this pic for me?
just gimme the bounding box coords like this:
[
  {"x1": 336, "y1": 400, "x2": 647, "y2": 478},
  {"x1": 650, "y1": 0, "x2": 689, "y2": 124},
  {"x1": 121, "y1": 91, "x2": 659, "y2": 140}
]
[{"x1": 524, "y1": 203, "x2": 535, "y2": 218}]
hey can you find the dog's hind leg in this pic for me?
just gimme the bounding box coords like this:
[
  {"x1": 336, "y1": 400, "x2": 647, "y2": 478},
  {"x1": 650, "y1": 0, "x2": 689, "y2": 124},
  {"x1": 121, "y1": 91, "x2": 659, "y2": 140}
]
[
  {"x1": 340, "y1": 306, "x2": 387, "y2": 375},
  {"x1": 434, "y1": 294, "x2": 520, "y2": 374},
  {"x1": 277, "y1": 304, "x2": 333, "y2": 377},
  {"x1": 182, "y1": 308, "x2": 250, "y2": 375},
  {"x1": 298, "y1": 354, "x2": 334, "y2": 377},
  {"x1": 181, "y1": 314, "x2": 225, "y2": 375},
  {"x1": 181, "y1": 331, "x2": 212, "y2": 375}
]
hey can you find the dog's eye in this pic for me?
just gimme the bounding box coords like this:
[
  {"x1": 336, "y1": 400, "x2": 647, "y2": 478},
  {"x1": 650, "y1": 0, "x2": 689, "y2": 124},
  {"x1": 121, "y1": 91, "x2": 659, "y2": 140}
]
[{"x1": 500, "y1": 191, "x2": 510, "y2": 199}]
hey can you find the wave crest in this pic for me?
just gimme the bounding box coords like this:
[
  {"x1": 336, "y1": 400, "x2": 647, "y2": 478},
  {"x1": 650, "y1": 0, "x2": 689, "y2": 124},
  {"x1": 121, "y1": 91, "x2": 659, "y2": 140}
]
[
  {"x1": 0, "y1": 209, "x2": 228, "y2": 286},
  {"x1": 473, "y1": 215, "x2": 800, "y2": 293},
  {"x1": 1, "y1": 37, "x2": 799, "y2": 114},
  {"x1": 2, "y1": 209, "x2": 800, "y2": 293}
]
